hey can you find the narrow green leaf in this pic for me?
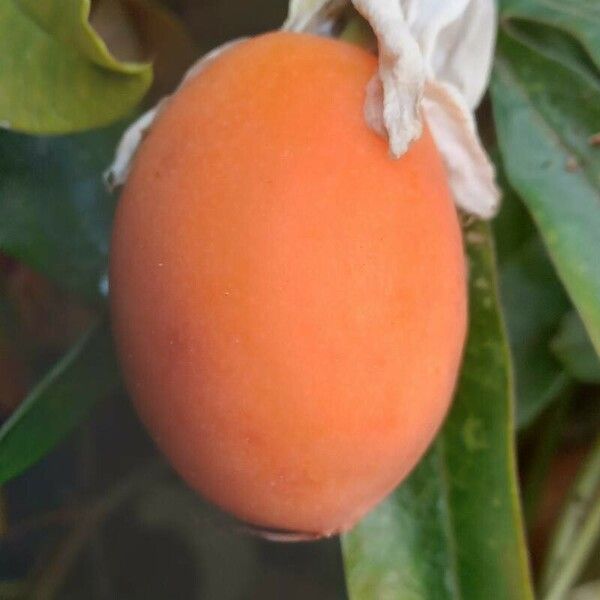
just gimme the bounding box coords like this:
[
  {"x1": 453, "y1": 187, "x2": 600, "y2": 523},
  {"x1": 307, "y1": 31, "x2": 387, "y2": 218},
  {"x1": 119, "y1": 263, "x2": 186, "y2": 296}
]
[
  {"x1": 500, "y1": 0, "x2": 600, "y2": 71},
  {"x1": 0, "y1": 0, "x2": 151, "y2": 134},
  {"x1": 552, "y1": 311, "x2": 600, "y2": 384},
  {"x1": 491, "y1": 32, "x2": 600, "y2": 358},
  {"x1": 501, "y1": 21, "x2": 600, "y2": 87},
  {"x1": 493, "y1": 167, "x2": 571, "y2": 429},
  {"x1": 498, "y1": 240, "x2": 571, "y2": 428},
  {"x1": 0, "y1": 321, "x2": 120, "y2": 485},
  {"x1": 342, "y1": 221, "x2": 533, "y2": 600},
  {"x1": 0, "y1": 125, "x2": 123, "y2": 302}
]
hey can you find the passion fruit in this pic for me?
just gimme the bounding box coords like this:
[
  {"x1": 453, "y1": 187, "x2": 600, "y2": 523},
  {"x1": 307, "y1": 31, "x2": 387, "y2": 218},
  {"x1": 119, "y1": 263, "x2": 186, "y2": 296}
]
[{"x1": 110, "y1": 31, "x2": 467, "y2": 536}]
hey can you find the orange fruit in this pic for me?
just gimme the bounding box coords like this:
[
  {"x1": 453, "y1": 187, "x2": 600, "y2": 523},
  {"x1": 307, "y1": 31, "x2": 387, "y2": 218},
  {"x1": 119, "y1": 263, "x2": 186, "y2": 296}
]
[{"x1": 110, "y1": 31, "x2": 467, "y2": 536}]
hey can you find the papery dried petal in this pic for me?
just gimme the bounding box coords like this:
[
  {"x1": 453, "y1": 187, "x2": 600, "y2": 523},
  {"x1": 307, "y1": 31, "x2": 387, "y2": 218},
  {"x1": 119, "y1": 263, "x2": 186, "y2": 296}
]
[
  {"x1": 402, "y1": 0, "x2": 496, "y2": 108},
  {"x1": 105, "y1": 104, "x2": 163, "y2": 190},
  {"x1": 424, "y1": 80, "x2": 499, "y2": 218},
  {"x1": 352, "y1": 0, "x2": 424, "y2": 157},
  {"x1": 355, "y1": 0, "x2": 499, "y2": 217}
]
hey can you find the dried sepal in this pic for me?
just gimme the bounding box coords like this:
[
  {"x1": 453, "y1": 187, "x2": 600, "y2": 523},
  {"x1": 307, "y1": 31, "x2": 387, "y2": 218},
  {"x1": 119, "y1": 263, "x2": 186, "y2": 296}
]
[
  {"x1": 424, "y1": 81, "x2": 498, "y2": 219},
  {"x1": 286, "y1": 0, "x2": 425, "y2": 159},
  {"x1": 352, "y1": 0, "x2": 424, "y2": 158},
  {"x1": 403, "y1": 0, "x2": 497, "y2": 110},
  {"x1": 107, "y1": 0, "x2": 499, "y2": 218},
  {"x1": 354, "y1": 0, "x2": 499, "y2": 217},
  {"x1": 105, "y1": 103, "x2": 163, "y2": 190}
]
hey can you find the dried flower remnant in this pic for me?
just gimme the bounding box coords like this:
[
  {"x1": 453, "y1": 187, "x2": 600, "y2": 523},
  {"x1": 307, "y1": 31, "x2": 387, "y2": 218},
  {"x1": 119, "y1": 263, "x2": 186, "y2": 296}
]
[
  {"x1": 353, "y1": 0, "x2": 499, "y2": 218},
  {"x1": 351, "y1": 0, "x2": 425, "y2": 157},
  {"x1": 108, "y1": 0, "x2": 500, "y2": 219}
]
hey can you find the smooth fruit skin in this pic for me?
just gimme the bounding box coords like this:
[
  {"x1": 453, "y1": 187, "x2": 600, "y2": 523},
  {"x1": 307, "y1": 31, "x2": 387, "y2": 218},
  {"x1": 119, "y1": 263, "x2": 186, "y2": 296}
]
[{"x1": 110, "y1": 31, "x2": 467, "y2": 536}]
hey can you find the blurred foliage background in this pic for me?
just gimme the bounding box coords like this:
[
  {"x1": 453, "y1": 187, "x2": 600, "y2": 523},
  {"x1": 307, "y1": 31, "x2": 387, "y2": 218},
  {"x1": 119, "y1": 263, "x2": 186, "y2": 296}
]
[{"x1": 0, "y1": 0, "x2": 599, "y2": 599}]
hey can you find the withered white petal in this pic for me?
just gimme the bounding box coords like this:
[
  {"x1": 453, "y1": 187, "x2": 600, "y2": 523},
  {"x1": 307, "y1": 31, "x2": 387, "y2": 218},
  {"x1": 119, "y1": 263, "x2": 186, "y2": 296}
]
[
  {"x1": 355, "y1": 0, "x2": 498, "y2": 217},
  {"x1": 284, "y1": 0, "x2": 426, "y2": 157},
  {"x1": 351, "y1": 0, "x2": 424, "y2": 157},
  {"x1": 104, "y1": 103, "x2": 163, "y2": 191},
  {"x1": 363, "y1": 76, "x2": 386, "y2": 139},
  {"x1": 402, "y1": 0, "x2": 496, "y2": 108},
  {"x1": 424, "y1": 80, "x2": 499, "y2": 219},
  {"x1": 108, "y1": 0, "x2": 499, "y2": 218}
]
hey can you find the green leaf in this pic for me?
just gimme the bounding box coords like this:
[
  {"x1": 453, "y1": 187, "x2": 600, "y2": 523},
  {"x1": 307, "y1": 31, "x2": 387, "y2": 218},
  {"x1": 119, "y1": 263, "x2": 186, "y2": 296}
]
[
  {"x1": 0, "y1": 321, "x2": 120, "y2": 485},
  {"x1": 500, "y1": 239, "x2": 571, "y2": 428},
  {"x1": 0, "y1": 0, "x2": 151, "y2": 134},
  {"x1": 493, "y1": 164, "x2": 538, "y2": 264},
  {"x1": 491, "y1": 32, "x2": 600, "y2": 359},
  {"x1": 500, "y1": 0, "x2": 600, "y2": 71},
  {"x1": 0, "y1": 125, "x2": 123, "y2": 302},
  {"x1": 342, "y1": 222, "x2": 533, "y2": 600},
  {"x1": 552, "y1": 311, "x2": 600, "y2": 384},
  {"x1": 494, "y1": 166, "x2": 571, "y2": 429},
  {"x1": 501, "y1": 21, "x2": 600, "y2": 86}
]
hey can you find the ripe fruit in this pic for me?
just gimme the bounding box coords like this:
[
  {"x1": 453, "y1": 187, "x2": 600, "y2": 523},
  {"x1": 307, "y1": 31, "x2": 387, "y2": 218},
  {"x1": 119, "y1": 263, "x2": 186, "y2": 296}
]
[{"x1": 110, "y1": 31, "x2": 467, "y2": 536}]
